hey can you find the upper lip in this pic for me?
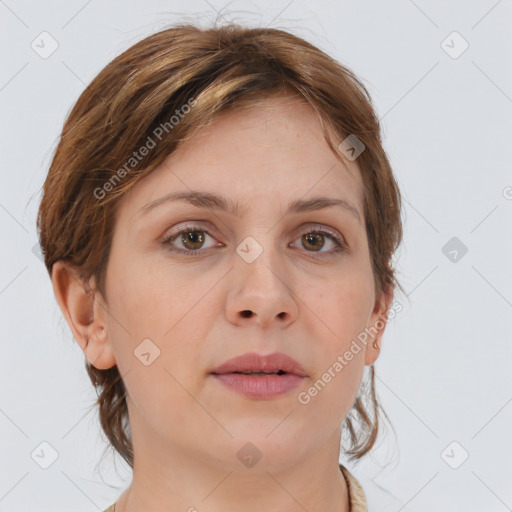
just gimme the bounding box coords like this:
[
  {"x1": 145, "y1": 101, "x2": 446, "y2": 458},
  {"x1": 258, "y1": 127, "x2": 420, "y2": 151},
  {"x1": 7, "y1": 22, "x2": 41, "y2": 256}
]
[{"x1": 210, "y1": 352, "x2": 308, "y2": 377}]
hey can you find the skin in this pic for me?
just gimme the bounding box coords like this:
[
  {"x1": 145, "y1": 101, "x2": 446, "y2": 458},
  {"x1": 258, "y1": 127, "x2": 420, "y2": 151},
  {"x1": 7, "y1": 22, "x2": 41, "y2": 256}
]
[{"x1": 51, "y1": 95, "x2": 393, "y2": 512}]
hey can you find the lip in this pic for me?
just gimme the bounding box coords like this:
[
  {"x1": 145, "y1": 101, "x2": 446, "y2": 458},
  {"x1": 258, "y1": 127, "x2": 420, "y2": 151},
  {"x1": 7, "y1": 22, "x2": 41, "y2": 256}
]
[
  {"x1": 211, "y1": 352, "x2": 308, "y2": 376},
  {"x1": 209, "y1": 352, "x2": 307, "y2": 400}
]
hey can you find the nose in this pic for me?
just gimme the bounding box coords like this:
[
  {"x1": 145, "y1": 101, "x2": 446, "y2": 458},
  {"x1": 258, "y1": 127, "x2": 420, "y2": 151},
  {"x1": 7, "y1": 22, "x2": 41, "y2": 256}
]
[{"x1": 225, "y1": 248, "x2": 299, "y2": 329}]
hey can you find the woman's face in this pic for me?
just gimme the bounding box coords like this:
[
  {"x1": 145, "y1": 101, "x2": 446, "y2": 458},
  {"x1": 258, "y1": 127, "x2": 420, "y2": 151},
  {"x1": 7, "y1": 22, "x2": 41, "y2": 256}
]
[{"x1": 98, "y1": 96, "x2": 390, "y2": 471}]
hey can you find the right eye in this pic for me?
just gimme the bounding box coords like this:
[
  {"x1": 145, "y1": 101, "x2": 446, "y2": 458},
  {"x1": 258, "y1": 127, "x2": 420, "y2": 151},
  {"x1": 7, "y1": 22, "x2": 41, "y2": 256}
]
[{"x1": 161, "y1": 224, "x2": 220, "y2": 255}]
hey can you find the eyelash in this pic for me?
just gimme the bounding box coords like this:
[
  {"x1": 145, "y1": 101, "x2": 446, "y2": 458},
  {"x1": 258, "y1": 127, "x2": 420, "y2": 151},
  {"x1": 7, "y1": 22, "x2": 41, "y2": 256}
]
[{"x1": 161, "y1": 223, "x2": 347, "y2": 258}]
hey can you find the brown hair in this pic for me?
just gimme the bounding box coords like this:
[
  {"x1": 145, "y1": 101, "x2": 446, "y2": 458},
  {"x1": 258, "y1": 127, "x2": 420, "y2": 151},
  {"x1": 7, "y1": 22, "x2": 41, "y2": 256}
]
[{"x1": 36, "y1": 22, "x2": 403, "y2": 469}]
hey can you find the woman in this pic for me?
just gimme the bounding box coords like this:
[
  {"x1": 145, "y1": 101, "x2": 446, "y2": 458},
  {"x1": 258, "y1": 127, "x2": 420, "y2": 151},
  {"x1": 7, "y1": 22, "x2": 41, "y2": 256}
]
[{"x1": 37, "y1": 22, "x2": 403, "y2": 512}]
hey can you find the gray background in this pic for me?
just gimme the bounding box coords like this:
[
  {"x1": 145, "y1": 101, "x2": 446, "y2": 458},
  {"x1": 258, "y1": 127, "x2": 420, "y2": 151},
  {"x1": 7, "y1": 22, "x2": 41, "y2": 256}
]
[{"x1": 1, "y1": 1, "x2": 511, "y2": 511}]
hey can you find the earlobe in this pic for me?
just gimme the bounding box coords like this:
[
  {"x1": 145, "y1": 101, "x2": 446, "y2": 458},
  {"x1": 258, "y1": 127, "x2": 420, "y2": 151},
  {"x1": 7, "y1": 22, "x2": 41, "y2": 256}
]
[
  {"x1": 364, "y1": 285, "x2": 395, "y2": 366},
  {"x1": 50, "y1": 261, "x2": 117, "y2": 370}
]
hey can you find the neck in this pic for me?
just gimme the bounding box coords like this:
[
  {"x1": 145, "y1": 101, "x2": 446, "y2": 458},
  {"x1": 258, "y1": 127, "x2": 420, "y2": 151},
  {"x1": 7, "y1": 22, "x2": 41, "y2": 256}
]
[{"x1": 115, "y1": 419, "x2": 350, "y2": 512}]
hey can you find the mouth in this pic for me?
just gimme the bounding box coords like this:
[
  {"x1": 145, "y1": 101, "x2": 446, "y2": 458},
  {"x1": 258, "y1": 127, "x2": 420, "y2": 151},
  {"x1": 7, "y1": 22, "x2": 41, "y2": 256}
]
[
  {"x1": 210, "y1": 351, "x2": 308, "y2": 377},
  {"x1": 210, "y1": 371, "x2": 304, "y2": 399},
  {"x1": 209, "y1": 352, "x2": 307, "y2": 399},
  {"x1": 215, "y1": 370, "x2": 288, "y2": 376}
]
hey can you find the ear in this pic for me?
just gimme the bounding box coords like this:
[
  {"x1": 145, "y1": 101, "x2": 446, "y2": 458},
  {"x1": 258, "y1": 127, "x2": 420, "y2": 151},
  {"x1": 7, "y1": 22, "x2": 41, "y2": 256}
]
[
  {"x1": 364, "y1": 284, "x2": 395, "y2": 366},
  {"x1": 51, "y1": 261, "x2": 116, "y2": 370}
]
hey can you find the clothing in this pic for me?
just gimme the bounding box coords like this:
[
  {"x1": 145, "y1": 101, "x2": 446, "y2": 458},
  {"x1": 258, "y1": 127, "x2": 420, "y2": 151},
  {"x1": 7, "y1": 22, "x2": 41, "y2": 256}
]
[
  {"x1": 340, "y1": 464, "x2": 368, "y2": 511},
  {"x1": 348, "y1": 468, "x2": 410, "y2": 511},
  {"x1": 102, "y1": 463, "x2": 368, "y2": 512}
]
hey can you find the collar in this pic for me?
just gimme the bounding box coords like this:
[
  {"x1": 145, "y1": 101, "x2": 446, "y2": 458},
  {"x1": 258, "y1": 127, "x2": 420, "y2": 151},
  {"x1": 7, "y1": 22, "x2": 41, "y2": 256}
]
[{"x1": 339, "y1": 464, "x2": 368, "y2": 511}]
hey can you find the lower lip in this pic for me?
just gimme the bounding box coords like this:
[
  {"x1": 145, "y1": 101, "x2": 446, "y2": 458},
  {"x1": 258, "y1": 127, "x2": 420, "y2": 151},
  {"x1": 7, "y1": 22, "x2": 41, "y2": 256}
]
[{"x1": 211, "y1": 373, "x2": 305, "y2": 399}]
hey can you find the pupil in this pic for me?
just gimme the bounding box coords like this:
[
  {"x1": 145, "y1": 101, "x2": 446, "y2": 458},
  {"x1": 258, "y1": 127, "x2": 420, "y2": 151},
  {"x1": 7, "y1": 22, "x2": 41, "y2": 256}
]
[
  {"x1": 304, "y1": 233, "x2": 323, "y2": 251},
  {"x1": 184, "y1": 231, "x2": 204, "y2": 249}
]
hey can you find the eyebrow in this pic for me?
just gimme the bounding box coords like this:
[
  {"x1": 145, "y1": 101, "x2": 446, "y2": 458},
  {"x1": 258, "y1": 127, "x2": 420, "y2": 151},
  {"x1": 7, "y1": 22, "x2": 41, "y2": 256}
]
[{"x1": 139, "y1": 190, "x2": 362, "y2": 224}]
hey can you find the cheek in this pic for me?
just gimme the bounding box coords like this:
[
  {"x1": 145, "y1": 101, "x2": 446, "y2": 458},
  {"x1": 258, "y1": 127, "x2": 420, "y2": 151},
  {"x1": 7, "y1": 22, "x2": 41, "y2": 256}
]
[
  {"x1": 312, "y1": 273, "x2": 374, "y2": 345},
  {"x1": 122, "y1": 365, "x2": 198, "y2": 438},
  {"x1": 107, "y1": 251, "x2": 212, "y2": 336},
  {"x1": 295, "y1": 322, "x2": 366, "y2": 438},
  {"x1": 104, "y1": 264, "x2": 211, "y2": 433},
  {"x1": 105, "y1": 255, "x2": 218, "y2": 391},
  {"x1": 298, "y1": 285, "x2": 368, "y2": 428},
  {"x1": 299, "y1": 273, "x2": 372, "y2": 410}
]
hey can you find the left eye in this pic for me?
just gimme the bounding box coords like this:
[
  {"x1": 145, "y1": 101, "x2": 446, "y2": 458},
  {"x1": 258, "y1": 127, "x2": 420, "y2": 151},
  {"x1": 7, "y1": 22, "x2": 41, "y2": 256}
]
[
  {"x1": 290, "y1": 230, "x2": 344, "y2": 253},
  {"x1": 162, "y1": 224, "x2": 347, "y2": 256}
]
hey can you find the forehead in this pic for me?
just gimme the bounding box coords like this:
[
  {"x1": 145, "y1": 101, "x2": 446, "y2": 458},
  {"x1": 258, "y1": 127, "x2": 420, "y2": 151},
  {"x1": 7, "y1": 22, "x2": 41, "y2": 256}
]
[{"x1": 118, "y1": 96, "x2": 365, "y2": 221}]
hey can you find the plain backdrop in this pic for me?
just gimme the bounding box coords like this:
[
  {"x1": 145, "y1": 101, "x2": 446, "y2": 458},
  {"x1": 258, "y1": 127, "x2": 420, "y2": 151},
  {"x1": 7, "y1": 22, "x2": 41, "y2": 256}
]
[{"x1": 1, "y1": 1, "x2": 511, "y2": 511}]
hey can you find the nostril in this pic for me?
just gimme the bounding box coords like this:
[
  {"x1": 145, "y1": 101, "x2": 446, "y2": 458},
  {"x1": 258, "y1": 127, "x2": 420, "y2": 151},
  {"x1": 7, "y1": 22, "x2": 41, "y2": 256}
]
[{"x1": 241, "y1": 310, "x2": 253, "y2": 318}]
